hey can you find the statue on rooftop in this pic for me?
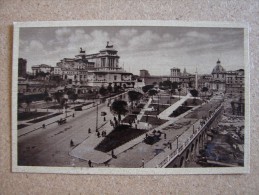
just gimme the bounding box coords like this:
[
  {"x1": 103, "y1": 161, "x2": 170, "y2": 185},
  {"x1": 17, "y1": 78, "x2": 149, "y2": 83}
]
[
  {"x1": 80, "y1": 47, "x2": 85, "y2": 53},
  {"x1": 106, "y1": 41, "x2": 113, "y2": 48}
]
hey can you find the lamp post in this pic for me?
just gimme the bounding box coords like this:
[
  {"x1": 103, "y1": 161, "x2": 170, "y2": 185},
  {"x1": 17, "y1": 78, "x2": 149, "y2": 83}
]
[{"x1": 96, "y1": 101, "x2": 98, "y2": 132}]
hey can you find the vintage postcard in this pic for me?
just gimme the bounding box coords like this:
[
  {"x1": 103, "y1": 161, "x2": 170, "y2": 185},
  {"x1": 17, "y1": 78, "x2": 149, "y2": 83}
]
[{"x1": 12, "y1": 20, "x2": 250, "y2": 174}]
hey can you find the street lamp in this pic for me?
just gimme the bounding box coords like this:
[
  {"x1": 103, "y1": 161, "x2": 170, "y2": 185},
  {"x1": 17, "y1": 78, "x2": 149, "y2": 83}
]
[{"x1": 96, "y1": 101, "x2": 99, "y2": 132}]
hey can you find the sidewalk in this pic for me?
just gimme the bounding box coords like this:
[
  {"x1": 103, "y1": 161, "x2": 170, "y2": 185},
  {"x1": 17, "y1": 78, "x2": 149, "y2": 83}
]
[
  {"x1": 18, "y1": 102, "x2": 96, "y2": 137},
  {"x1": 69, "y1": 97, "x2": 154, "y2": 164},
  {"x1": 144, "y1": 101, "x2": 223, "y2": 168},
  {"x1": 144, "y1": 119, "x2": 201, "y2": 168},
  {"x1": 158, "y1": 93, "x2": 191, "y2": 120},
  {"x1": 69, "y1": 122, "x2": 113, "y2": 164}
]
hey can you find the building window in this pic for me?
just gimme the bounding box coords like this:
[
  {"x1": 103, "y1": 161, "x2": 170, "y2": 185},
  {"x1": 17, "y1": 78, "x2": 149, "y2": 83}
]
[
  {"x1": 114, "y1": 76, "x2": 117, "y2": 81},
  {"x1": 101, "y1": 58, "x2": 105, "y2": 67}
]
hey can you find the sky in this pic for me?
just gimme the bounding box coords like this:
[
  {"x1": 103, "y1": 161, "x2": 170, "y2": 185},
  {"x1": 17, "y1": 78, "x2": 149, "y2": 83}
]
[{"x1": 19, "y1": 26, "x2": 244, "y2": 75}]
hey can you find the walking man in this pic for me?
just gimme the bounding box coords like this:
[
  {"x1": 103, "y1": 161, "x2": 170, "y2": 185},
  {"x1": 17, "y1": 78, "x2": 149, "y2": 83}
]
[
  {"x1": 142, "y1": 159, "x2": 145, "y2": 168},
  {"x1": 88, "y1": 128, "x2": 91, "y2": 134},
  {"x1": 70, "y1": 139, "x2": 74, "y2": 147},
  {"x1": 88, "y1": 160, "x2": 92, "y2": 167}
]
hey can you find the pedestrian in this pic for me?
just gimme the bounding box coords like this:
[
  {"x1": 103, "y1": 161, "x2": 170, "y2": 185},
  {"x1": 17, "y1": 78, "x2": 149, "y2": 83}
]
[
  {"x1": 111, "y1": 150, "x2": 115, "y2": 158},
  {"x1": 88, "y1": 160, "x2": 92, "y2": 167},
  {"x1": 169, "y1": 142, "x2": 172, "y2": 150},
  {"x1": 142, "y1": 159, "x2": 145, "y2": 168},
  {"x1": 88, "y1": 128, "x2": 91, "y2": 133},
  {"x1": 97, "y1": 131, "x2": 100, "y2": 138},
  {"x1": 70, "y1": 139, "x2": 74, "y2": 147},
  {"x1": 42, "y1": 124, "x2": 46, "y2": 129},
  {"x1": 135, "y1": 123, "x2": 137, "y2": 129},
  {"x1": 72, "y1": 113, "x2": 75, "y2": 117},
  {"x1": 104, "y1": 116, "x2": 106, "y2": 122},
  {"x1": 164, "y1": 133, "x2": 167, "y2": 139}
]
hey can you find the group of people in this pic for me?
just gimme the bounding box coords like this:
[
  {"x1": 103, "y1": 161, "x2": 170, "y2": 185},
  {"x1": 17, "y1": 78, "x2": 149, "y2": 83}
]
[{"x1": 97, "y1": 130, "x2": 107, "y2": 138}]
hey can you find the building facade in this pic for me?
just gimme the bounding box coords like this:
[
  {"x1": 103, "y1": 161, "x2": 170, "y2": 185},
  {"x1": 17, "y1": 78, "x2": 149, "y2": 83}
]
[
  {"x1": 31, "y1": 64, "x2": 53, "y2": 75},
  {"x1": 18, "y1": 58, "x2": 27, "y2": 78},
  {"x1": 54, "y1": 42, "x2": 133, "y2": 87},
  {"x1": 170, "y1": 67, "x2": 181, "y2": 82},
  {"x1": 225, "y1": 69, "x2": 244, "y2": 95},
  {"x1": 210, "y1": 59, "x2": 226, "y2": 91}
]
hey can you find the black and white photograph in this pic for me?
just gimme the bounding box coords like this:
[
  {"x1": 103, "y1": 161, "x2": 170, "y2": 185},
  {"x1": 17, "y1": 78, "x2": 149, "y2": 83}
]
[{"x1": 12, "y1": 21, "x2": 249, "y2": 174}]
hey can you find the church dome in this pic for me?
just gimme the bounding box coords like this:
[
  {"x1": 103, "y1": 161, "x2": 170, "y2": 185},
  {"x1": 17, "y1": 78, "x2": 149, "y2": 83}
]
[{"x1": 212, "y1": 60, "x2": 226, "y2": 74}]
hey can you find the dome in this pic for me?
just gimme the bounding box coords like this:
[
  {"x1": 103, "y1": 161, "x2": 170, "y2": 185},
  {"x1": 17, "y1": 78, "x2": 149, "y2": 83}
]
[{"x1": 212, "y1": 60, "x2": 226, "y2": 74}]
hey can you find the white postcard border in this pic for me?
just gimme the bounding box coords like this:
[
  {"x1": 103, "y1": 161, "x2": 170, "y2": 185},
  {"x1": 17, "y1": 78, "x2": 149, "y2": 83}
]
[{"x1": 12, "y1": 20, "x2": 250, "y2": 175}]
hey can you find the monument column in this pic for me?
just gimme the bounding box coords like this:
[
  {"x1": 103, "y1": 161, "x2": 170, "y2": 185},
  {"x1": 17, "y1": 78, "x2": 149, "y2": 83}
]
[{"x1": 195, "y1": 68, "x2": 198, "y2": 90}]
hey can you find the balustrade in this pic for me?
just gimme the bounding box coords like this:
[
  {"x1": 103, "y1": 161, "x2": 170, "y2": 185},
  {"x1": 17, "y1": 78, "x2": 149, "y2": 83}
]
[{"x1": 155, "y1": 104, "x2": 223, "y2": 168}]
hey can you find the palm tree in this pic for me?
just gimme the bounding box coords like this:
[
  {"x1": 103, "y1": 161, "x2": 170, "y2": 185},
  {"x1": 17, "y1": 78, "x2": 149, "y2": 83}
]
[
  {"x1": 111, "y1": 100, "x2": 128, "y2": 123},
  {"x1": 128, "y1": 90, "x2": 143, "y2": 109},
  {"x1": 148, "y1": 89, "x2": 158, "y2": 100}
]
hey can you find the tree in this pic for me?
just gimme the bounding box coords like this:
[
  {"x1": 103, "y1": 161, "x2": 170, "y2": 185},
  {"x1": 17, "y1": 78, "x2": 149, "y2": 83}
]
[
  {"x1": 142, "y1": 85, "x2": 154, "y2": 93},
  {"x1": 190, "y1": 89, "x2": 199, "y2": 104},
  {"x1": 132, "y1": 82, "x2": 135, "y2": 88},
  {"x1": 18, "y1": 93, "x2": 25, "y2": 109},
  {"x1": 44, "y1": 96, "x2": 52, "y2": 112},
  {"x1": 148, "y1": 89, "x2": 158, "y2": 100},
  {"x1": 201, "y1": 86, "x2": 209, "y2": 97},
  {"x1": 107, "y1": 84, "x2": 113, "y2": 93},
  {"x1": 99, "y1": 86, "x2": 108, "y2": 96},
  {"x1": 66, "y1": 90, "x2": 78, "y2": 108},
  {"x1": 113, "y1": 84, "x2": 119, "y2": 93},
  {"x1": 54, "y1": 91, "x2": 63, "y2": 103},
  {"x1": 111, "y1": 100, "x2": 128, "y2": 122},
  {"x1": 128, "y1": 91, "x2": 143, "y2": 108},
  {"x1": 162, "y1": 80, "x2": 172, "y2": 89},
  {"x1": 25, "y1": 97, "x2": 32, "y2": 112},
  {"x1": 171, "y1": 82, "x2": 178, "y2": 90},
  {"x1": 178, "y1": 88, "x2": 182, "y2": 100},
  {"x1": 70, "y1": 93, "x2": 78, "y2": 108},
  {"x1": 60, "y1": 98, "x2": 68, "y2": 115}
]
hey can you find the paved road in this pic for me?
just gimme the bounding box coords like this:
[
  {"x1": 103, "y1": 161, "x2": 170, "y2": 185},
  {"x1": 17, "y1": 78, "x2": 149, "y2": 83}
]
[{"x1": 18, "y1": 103, "x2": 110, "y2": 167}]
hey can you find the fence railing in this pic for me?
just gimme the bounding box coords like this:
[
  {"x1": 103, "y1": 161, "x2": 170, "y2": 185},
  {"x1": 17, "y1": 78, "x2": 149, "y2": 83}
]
[{"x1": 156, "y1": 103, "x2": 223, "y2": 168}]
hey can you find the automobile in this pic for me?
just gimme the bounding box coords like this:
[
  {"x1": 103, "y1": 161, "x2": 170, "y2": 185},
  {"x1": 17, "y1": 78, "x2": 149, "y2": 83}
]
[
  {"x1": 57, "y1": 118, "x2": 66, "y2": 125},
  {"x1": 101, "y1": 111, "x2": 107, "y2": 116},
  {"x1": 74, "y1": 106, "x2": 82, "y2": 111}
]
